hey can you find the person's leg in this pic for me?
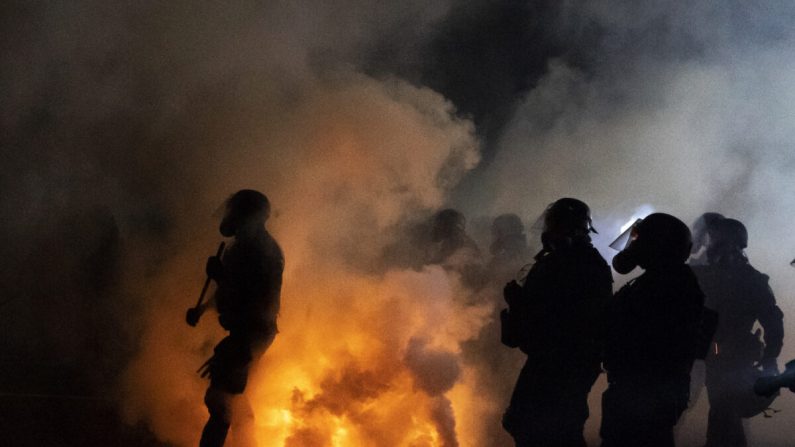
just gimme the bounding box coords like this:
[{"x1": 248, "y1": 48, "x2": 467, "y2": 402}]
[
  {"x1": 200, "y1": 387, "x2": 232, "y2": 447},
  {"x1": 644, "y1": 421, "x2": 675, "y2": 447},
  {"x1": 705, "y1": 400, "x2": 746, "y2": 447},
  {"x1": 705, "y1": 368, "x2": 747, "y2": 447},
  {"x1": 227, "y1": 393, "x2": 257, "y2": 447},
  {"x1": 600, "y1": 385, "x2": 630, "y2": 447},
  {"x1": 600, "y1": 384, "x2": 681, "y2": 447},
  {"x1": 199, "y1": 335, "x2": 251, "y2": 447}
]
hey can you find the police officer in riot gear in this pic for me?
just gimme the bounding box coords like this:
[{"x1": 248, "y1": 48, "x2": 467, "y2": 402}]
[
  {"x1": 602, "y1": 213, "x2": 704, "y2": 447},
  {"x1": 425, "y1": 208, "x2": 481, "y2": 264},
  {"x1": 501, "y1": 198, "x2": 613, "y2": 447},
  {"x1": 693, "y1": 218, "x2": 784, "y2": 447},
  {"x1": 487, "y1": 213, "x2": 532, "y2": 284},
  {"x1": 187, "y1": 189, "x2": 284, "y2": 447},
  {"x1": 689, "y1": 212, "x2": 725, "y2": 266}
]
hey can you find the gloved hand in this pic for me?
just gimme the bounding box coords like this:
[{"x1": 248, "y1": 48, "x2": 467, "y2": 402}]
[
  {"x1": 186, "y1": 307, "x2": 202, "y2": 327},
  {"x1": 503, "y1": 280, "x2": 523, "y2": 308},
  {"x1": 206, "y1": 256, "x2": 224, "y2": 280}
]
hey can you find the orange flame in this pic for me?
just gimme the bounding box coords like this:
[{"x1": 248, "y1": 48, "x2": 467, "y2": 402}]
[
  {"x1": 121, "y1": 77, "x2": 491, "y2": 446},
  {"x1": 243, "y1": 266, "x2": 493, "y2": 447}
]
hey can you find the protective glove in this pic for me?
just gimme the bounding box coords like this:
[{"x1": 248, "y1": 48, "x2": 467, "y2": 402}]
[
  {"x1": 186, "y1": 307, "x2": 202, "y2": 327},
  {"x1": 206, "y1": 256, "x2": 224, "y2": 280}
]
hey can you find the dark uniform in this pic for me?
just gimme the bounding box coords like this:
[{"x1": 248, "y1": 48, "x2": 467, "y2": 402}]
[
  {"x1": 693, "y1": 219, "x2": 783, "y2": 447},
  {"x1": 501, "y1": 198, "x2": 613, "y2": 447},
  {"x1": 188, "y1": 190, "x2": 284, "y2": 447},
  {"x1": 603, "y1": 265, "x2": 704, "y2": 447},
  {"x1": 602, "y1": 213, "x2": 704, "y2": 447},
  {"x1": 205, "y1": 229, "x2": 283, "y2": 395}
]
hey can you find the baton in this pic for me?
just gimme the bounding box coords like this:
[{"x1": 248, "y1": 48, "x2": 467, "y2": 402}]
[{"x1": 194, "y1": 241, "x2": 226, "y2": 309}]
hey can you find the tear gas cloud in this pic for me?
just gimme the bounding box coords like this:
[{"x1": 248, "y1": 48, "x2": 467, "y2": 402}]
[
  {"x1": 456, "y1": 2, "x2": 795, "y2": 444},
  {"x1": 3, "y1": 1, "x2": 795, "y2": 446}
]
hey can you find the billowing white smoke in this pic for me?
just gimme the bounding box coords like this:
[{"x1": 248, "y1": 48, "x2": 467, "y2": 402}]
[{"x1": 462, "y1": 3, "x2": 795, "y2": 445}]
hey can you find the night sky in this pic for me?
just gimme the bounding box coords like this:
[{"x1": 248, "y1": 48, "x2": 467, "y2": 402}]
[{"x1": 3, "y1": 1, "x2": 795, "y2": 446}]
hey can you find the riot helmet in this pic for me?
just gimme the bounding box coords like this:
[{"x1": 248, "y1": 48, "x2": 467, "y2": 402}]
[
  {"x1": 543, "y1": 198, "x2": 597, "y2": 236},
  {"x1": 691, "y1": 212, "x2": 724, "y2": 254},
  {"x1": 219, "y1": 189, "x2": 271, "y2": 237},
  {"x1": 431, "y1": 209, "x2": 466, "y2": 243},
  {"x1": 491, "y1": 214, "x2": 524, "y2": 241},
  {"x1": 490, "y1": 213, "x2": 527, "y2": 256},
  {"x1": 612, "y1": 213, "x2": 692, "y2": 273},
  {"x1": 711, "y1": 218, "x2": 748, "y2": 250},
  {"x1": 706, "y1": 218, "x2": 748, "y2": 264}
]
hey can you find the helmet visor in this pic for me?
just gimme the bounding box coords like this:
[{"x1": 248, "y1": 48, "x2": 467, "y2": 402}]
[{"x1": 610, "y1": 218, "x2": 642, "y2": 251}]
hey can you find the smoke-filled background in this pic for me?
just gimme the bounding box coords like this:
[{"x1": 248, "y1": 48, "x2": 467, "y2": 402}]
[{"x1": 3, "y1": 1, "x2": 795, "y2": 446}]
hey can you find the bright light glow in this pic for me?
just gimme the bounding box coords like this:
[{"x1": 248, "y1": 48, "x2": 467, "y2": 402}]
[
  {"x1": 332, "y1": 418, "x2": 350, "y2": 447},
  {"x1": 620, "y1": 204, "x2": 655, "y2": 233}
]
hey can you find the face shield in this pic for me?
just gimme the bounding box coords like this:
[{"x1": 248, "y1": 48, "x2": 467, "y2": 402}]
[{"x1": 609, "y1": 218, "x2": 642, "y2": 251}]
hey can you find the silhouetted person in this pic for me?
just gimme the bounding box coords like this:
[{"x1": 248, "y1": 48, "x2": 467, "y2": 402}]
[
  {"x1": 186, "y1": 190, "x2": 284, "y2": 447},
  {"x1": 689, "y1": 212, "x2": 725, "y2": 266},
  {"x1": 381, "y1": 208, "x2": 483, "y2": 278},
  {"x1": 692, "y1": 218, "x2": 783, "y2": 447},
  {"x1": 501, "y1": 198, "x2": 613, "y2": 447},
  {"x1": 424, "y1": 208, "x2": 485, "y2": 289},
  {"x1": 487, "y1": 213, "x2": 533, "y2": 284},
  {"x1": 460, "y1": 213, "x2": 532, "y2": 445},
  {"x1": 680, "y1": 212, "x2": 724, "y2": 427},
  {"x1": 425, "y1": 208, "x2": 480, "y2": 263},
  {"x1": 603, "y1": 213, "x2": 704, "y2": 447}
]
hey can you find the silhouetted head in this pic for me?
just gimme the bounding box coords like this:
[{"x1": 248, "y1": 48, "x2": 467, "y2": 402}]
[
  {"x1": 707, "y1": 218, "x2": 748, "y2": 264},
  {"x1": 219, "y1": 189, "x2": 271, "y2": 237},
  {"x1": 691, "y1": 212, "x2": 724, "y2": 254},
  {"x1": 490, "y1": 213, "x2": 527, "y2": 256},
  {"x1": 431, "y1": 209, "x2": 466, "y2": 243},
  {"x1": 539, "y1": 198, "x2": 596, "y2": 250},
  {"x1": 612, "y1": 213, "x2": 691, "y2": 273},
  {"x1": 491, "y1": 213, "x2": 525, "y2": 241}
]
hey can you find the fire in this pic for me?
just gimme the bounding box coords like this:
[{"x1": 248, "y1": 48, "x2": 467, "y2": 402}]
[
  {"x1": 121, "y1": 77, "x2": 487, "y2": 447},
  {"x1": 242, "y1": 265, "x2": 493, "y2": 447}
]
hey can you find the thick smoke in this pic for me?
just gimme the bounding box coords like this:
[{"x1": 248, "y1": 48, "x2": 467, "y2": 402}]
[
  {"x1": 111, "y1": 50, "x2": 484, "y2": 447},
  {"x1": 1, "y1": 0, "x2": 486, "y2": 445},
  {"x1": 5, "y1": 1, "x2": 795, "y2": 446},
  {"x1": 458, "y1": 2, "x2": 795, "y2": 445}
]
